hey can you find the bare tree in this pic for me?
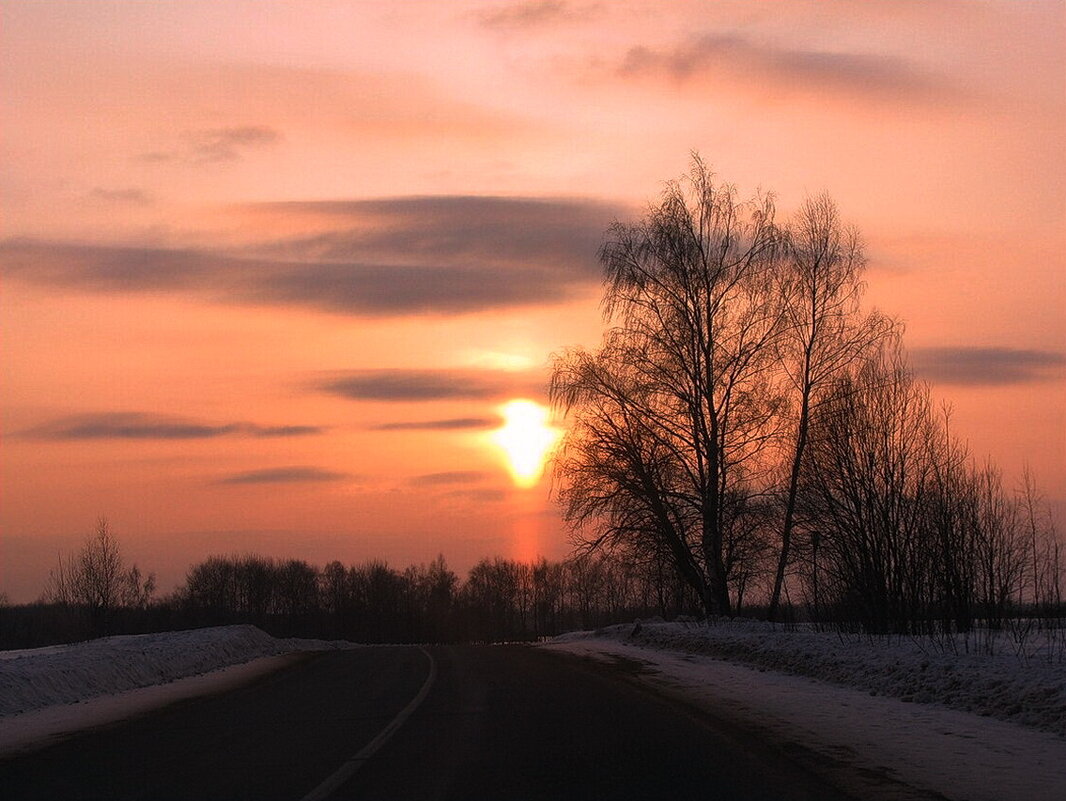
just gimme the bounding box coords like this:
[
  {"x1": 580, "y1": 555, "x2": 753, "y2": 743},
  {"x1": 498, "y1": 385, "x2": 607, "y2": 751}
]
[
  {"x1": 183, "y1": 556, "x2": 240, "y2": 621},
  {"x1": 552, "y1": 157, "x2": 783, "y2": 616},
  {"x1": 970, "y1": 464, "x2": 1027, "y2": 629},
  {"x1": 766, "y1": 194, "x2": 894, "y2": 620},
  {"x1": 552, "y1": 349, "x2": 710, "y2": 604},
  {"x1": 795, "y1": 339, "x2": 941, "y2": 632},
  {"x1": 925, "y1": 410, "x2": 980, "y2": 633},
  {"x1": 463, "y1": 557, "x2": 523, "y2": 640},
  {"x1": 43, "y1": 518, "x2": 155, "y2": 636},
  {"x1": 1019, "y1": 467, "x2": 1063, "y2": 614},
  {"x1": 792, "y1": 340, "x2": 1040, "y2": 635}
]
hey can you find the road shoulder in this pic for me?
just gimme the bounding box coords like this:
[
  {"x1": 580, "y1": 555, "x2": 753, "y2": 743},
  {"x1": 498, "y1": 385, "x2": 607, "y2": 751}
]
[{"x1": 542, "y1": 638, "x2": 1066, "y2": 801}]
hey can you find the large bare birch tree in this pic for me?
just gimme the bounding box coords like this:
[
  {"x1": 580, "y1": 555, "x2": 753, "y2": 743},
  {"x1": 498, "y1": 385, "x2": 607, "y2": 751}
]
[{"x1": 552, "y1": 158, "x2": 782, "y2": 615}]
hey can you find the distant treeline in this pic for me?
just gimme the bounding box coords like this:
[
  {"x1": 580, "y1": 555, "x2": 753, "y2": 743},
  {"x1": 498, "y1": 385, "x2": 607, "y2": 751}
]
[{"x1": 0, "y1": 548, "x2": 703, "y2": 650}]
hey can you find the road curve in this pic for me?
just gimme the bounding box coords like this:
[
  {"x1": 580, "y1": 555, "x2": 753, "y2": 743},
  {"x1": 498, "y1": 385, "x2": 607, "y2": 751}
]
[
  {"x1": 1, "y1": 644, "x2": 859, "y2": 800},
  {"x1": 333, "y1": 645, "x2": 854, "y2": 801}
]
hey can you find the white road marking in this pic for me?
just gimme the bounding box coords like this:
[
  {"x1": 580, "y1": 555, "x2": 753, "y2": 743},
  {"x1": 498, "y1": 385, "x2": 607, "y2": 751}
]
[{"x1": 299, "y1": 646, "x2": 438, "y2": 801}]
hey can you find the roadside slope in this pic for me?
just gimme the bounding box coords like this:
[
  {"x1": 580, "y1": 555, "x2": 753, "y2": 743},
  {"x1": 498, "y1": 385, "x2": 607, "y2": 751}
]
[{"x1": 0, "y1": 625, "x2": 355, "y2": 755}]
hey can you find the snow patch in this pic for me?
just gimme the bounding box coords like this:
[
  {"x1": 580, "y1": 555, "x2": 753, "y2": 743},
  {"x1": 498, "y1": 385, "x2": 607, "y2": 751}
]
[
  {"x1": 544, "y1": 622, "x2": 1066, "y2": 801},
  {"x1": 0, "y1": 654, "x2": 302, "y2": 757},
  {"x1": 0, "y1": 625, "x2": 353, "y2": 717},
  {"x1": 558, "y1": 620, "x2": 1066, "y2": 735}
]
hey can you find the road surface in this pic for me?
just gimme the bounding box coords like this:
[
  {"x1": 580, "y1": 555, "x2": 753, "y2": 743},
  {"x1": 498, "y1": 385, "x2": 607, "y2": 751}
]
[{"x1": 1, "y1": 645, "x2": 858, "y2": 800}]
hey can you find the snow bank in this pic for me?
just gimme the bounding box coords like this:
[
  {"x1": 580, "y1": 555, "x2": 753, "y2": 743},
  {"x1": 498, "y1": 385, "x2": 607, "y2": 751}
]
[
  {"x1": 0, "y1": 625, "x2": 353, "y2": 717},
  {"x1": 555, "y1": 619, "x2": 1066, "y2": 736},
  {"x1": 544, "y1": 635, "x2": 1066, "y2": 801}
]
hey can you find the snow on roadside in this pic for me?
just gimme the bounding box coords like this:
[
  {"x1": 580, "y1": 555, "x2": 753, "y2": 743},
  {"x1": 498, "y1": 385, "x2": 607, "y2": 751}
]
[
  {"x1": 0, "y1": 654, "x2": 304, "y2": 758},
  {"x1": 0, "y1": 625, "x2": 354, "y2": 717},
  {"x1": 544, "y1": 623, "x2": 1066, "y2": 801},
  {"x1": 554, "y1": 620, "x2": 1066, "y2": 736}
]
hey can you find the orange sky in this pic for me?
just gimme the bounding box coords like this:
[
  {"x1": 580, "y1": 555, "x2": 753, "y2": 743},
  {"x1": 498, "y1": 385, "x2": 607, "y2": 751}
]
[{"x1": 2, "y1": 0, "x2": 1063, "y2": 602}]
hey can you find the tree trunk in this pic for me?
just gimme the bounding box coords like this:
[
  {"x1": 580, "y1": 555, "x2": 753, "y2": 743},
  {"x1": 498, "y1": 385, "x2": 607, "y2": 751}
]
[{"x1": 768, "y1": 384, "x2": 811, "y2": 620}]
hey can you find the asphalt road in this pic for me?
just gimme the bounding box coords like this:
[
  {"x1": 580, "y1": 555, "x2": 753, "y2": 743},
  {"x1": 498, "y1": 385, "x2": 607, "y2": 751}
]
[{"x1": 1, "y1": 645, "x2": 858, "y2": 801}]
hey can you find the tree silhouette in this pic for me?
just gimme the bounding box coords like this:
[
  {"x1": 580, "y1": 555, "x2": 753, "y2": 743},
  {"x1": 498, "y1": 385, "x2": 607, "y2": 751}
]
[
  {"x1": 766, "y1": 193, "x2": 894, "y2": 620},
  {"x1": 43, "y1": 518, "x2": 155, "y2": 636},
  {"x1": 552, "y1": 157, "x2": 782, "y2": 615}
]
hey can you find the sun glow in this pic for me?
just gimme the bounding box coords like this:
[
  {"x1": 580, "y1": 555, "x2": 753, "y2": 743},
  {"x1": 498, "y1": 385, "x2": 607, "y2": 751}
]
[{"x1": 491, "y1": 399, "x2": 562, "y2": 489}]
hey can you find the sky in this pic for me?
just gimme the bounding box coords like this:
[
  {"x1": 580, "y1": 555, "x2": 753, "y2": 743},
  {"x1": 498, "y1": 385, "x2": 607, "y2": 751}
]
[{"x1": 1, "y1": 0, "x2": 1063, "y2": 603}]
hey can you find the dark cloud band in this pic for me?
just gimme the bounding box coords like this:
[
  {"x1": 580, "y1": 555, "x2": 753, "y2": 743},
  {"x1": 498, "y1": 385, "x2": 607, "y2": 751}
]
[
  {"x1": 476, "y1": 1, "x2": 598, "y2": 29},
  {"x1": 217, "y1": 466, "x2": 348, "y2": 485},
  {"x1": 322, "y1": 369, "x2": 543, "y2": 402},
  {"x1": 619, "y1": 33, "x2": 951, "y2": 103},
  {"x1": 24, "y1": 413, "x2": 323, "y2": 441},
  {"x1": 372, "y1": 417, "x2": 501, "y2": 431},
  {"x1": 1, "y1": 195, "x2": 622, "y2": 317},
  {"x1": 409, "y1": 471, "x2": 488, "y2": 486},
  {"x1": 140, "y1": 125, "x2": 280, "y2": 165},
  {"x1": 910, "y1": 347, "x2": 1065, "y2": 386}
]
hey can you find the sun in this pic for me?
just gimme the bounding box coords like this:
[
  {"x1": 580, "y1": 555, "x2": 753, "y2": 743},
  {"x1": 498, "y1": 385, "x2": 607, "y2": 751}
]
[{"x1": 491, "y1": 399, "x2": 562, "y2": 489}]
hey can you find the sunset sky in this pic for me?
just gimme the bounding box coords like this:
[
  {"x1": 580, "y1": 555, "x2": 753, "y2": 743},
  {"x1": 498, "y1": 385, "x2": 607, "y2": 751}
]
[{"x1": 2, "y1": 0, "x2": 1063, "y2": 603}]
